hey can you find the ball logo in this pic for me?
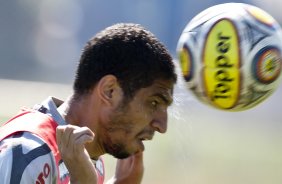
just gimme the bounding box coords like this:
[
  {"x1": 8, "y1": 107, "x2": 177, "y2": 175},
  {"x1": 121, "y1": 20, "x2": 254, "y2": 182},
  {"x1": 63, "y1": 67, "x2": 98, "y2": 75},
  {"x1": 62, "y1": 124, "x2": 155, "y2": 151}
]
[
  {"x1": 253, "y1": 46, "x2": 282, "y2": 84},
  {"x1": 203, "y1": 19, "x2": 240, "y2": 109},
  {"x1": 179, "y1": 44, "x2": 193, "y2": 81}
]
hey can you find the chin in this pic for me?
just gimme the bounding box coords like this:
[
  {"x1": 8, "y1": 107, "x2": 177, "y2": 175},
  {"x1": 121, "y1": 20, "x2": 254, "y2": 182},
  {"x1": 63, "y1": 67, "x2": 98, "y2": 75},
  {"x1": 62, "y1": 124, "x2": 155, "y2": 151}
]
[
  {"x1": 105, "y1": 144, "x2": 131, "y2": 159},
  {"x1": 113, "y1": 151, "x2": 131, "y2": 159},
  {"x1": 111, "y1": 147, "x2": 140, "y2": 159}
]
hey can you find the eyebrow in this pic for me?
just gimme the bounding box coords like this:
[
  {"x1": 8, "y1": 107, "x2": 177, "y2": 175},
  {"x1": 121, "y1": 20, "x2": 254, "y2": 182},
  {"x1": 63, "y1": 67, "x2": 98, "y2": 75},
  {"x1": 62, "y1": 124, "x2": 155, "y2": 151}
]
[{"x1": 154, "y1": 93, "x2": 173, "y2": 106}]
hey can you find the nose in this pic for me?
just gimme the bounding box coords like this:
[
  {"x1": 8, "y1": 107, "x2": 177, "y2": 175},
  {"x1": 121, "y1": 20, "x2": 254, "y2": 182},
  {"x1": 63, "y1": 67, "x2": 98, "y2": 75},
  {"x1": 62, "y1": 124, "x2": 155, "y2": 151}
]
[{"x1": 151, "y1": 109, "x2": 168, "y2": 133}]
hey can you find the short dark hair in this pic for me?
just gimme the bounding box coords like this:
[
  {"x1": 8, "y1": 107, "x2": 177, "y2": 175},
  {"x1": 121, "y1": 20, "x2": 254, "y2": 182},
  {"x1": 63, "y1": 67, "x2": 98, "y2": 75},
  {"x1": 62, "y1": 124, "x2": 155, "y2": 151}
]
[{"x1": 74, "y1": 23, "x2": 177, "y2": 99}]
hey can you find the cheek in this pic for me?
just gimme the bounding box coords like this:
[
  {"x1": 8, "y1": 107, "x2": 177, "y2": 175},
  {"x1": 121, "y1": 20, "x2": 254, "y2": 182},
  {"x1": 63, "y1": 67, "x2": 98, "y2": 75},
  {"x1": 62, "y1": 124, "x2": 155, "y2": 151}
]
[
  {"x1": 111, "y1": 103, "x2": 153, "y2": 135},
  {"x1": 132, "y1": 103, "x2": 153, "y2": 121},
  {"x1": 107, "y1": 113, "x2": 136, "y2": 135}
]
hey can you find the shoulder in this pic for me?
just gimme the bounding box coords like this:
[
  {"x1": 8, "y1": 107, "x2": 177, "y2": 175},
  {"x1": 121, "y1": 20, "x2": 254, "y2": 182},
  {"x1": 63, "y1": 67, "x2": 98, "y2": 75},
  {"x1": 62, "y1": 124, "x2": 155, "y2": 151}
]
[{"x1": 0, "y1": 132, "x2": 57, "y2": 183}]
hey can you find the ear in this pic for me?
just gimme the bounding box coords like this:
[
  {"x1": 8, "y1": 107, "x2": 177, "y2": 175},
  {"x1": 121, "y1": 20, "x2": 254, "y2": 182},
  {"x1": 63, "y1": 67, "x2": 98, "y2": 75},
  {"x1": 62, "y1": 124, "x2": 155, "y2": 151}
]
[{"x1": 97, "y1": 75, "x2": 123, "y2": 106}]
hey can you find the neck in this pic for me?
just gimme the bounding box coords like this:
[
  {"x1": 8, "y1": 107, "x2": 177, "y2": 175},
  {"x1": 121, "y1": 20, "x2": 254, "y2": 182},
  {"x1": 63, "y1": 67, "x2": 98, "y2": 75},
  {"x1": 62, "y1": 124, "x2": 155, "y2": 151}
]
[
  {"x1": 57, "y1": 94, "x2": 106, "y2": 158},
  {"x1": 57, "y1": 95, "x2": 82, "y2": 126}
]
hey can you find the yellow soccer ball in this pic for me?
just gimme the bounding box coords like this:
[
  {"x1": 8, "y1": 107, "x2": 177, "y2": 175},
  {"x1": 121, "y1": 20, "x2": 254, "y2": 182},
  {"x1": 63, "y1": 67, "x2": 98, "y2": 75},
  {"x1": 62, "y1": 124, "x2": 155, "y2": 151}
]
[{"x1": 177, "y1": 3, "x2": 282, "y2": 111}]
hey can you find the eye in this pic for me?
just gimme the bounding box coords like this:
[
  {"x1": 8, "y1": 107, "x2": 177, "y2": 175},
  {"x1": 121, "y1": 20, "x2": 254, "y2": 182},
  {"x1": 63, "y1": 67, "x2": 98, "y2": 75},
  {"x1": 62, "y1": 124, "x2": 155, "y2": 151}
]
[{"x1": 151, "y1": 100, "x2": 159, "y2": 108}]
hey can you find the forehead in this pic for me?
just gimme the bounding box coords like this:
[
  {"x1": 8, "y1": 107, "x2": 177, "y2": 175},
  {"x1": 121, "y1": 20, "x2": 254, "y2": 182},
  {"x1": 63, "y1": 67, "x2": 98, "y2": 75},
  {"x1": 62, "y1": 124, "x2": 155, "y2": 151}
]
[{"x1": 134, "y1": 79, "x2": 175, "y2": 100}]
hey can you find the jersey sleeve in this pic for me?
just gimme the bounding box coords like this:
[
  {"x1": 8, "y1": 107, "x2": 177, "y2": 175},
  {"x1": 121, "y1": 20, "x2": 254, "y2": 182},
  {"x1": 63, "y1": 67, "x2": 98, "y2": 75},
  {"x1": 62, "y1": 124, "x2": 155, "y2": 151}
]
[{"x1": 0, "y1": 132, "x2": 57, "y2": 184}]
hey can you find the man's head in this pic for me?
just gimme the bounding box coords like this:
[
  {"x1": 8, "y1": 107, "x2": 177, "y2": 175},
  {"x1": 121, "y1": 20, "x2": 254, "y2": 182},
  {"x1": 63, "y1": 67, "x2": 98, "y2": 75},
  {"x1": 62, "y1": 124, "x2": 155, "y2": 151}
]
[
  {"x1": 73, "y1": 23, "x2": 177, "y2": 159},
  {"x1": 74, "y1": 23, "x2": 176, "y2": 100}
]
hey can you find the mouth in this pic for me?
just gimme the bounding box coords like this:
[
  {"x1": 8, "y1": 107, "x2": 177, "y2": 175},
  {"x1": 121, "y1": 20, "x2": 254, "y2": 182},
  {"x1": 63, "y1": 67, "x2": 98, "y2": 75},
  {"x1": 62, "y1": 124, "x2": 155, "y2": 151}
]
[
  {"x1": 138, "y1": 134, "x2": 154, "y2": 142},
  {"x1": 139, "y1": 137, "x2": 152, "y2": 141},
  {"x1": 137, "y1": 135, "x2": 154, "y2": 151}
]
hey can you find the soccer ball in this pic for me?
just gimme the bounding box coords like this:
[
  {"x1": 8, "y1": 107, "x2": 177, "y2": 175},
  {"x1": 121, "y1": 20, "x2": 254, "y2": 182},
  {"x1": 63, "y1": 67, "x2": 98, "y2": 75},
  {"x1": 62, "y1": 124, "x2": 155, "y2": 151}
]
[{"x1": 177, "y1": 3, "x2": 282, "y2": 111}]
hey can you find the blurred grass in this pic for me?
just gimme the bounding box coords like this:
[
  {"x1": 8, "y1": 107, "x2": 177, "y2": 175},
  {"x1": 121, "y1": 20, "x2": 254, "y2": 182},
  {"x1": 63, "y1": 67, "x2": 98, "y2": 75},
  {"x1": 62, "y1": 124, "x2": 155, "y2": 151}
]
[
  {"x1": 1, "y1": 79, "x2": 282, "y2": 184},
  {"x1": 0, "y1": 116, "x2": 8, "y2": 123}
]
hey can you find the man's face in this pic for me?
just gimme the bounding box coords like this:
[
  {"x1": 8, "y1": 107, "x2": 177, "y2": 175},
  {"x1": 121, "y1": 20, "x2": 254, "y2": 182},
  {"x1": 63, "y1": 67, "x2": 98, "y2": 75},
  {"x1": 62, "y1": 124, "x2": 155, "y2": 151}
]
[{"x1": 101, "y1": 79, "x2": 174, "y2": 159}]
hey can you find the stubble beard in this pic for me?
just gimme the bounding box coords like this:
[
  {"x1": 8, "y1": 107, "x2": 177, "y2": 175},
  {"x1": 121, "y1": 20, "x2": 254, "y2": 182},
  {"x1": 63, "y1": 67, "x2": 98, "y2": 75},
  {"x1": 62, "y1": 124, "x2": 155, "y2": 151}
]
[{"x1": 103, "y1": 98, "x2": 134, "y2": 159}]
